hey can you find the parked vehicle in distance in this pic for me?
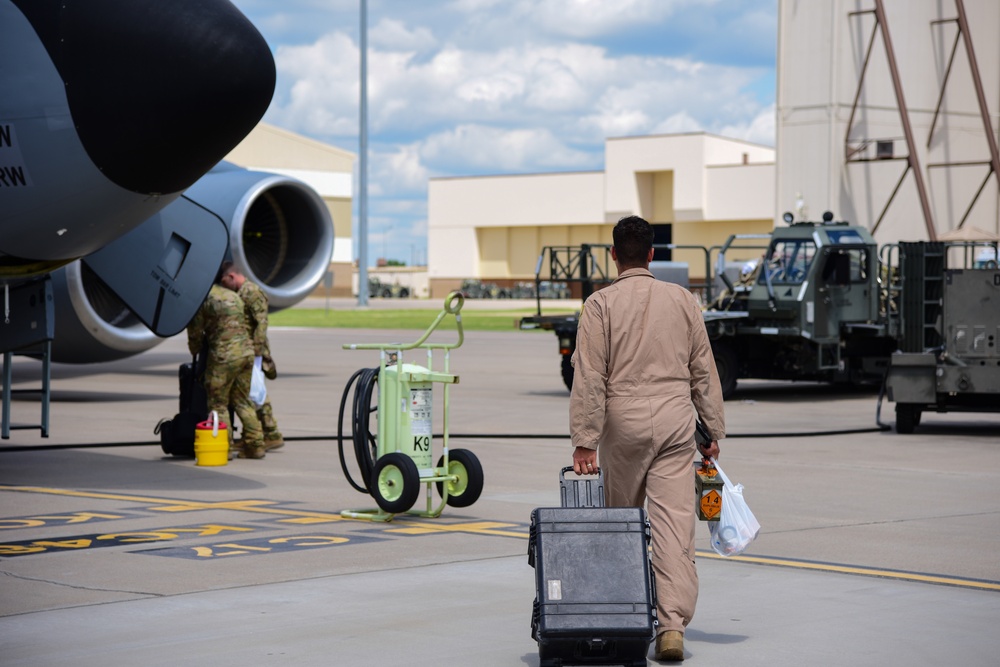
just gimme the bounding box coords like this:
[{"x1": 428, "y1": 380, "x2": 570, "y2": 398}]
[
  {"x1": 368, "y1": 277, "x2": 410, "y2": 299},
  {"x1": 460, "y1": 279, "x2": 510, "y2": 298}
]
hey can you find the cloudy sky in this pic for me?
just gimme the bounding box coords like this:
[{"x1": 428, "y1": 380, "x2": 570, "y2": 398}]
[{"x1": 231, "y1": 0, "x2": 778, "y2": 265}]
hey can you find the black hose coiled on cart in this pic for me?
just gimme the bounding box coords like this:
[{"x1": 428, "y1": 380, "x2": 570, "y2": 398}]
[{"x1": 337, "y1": 367, "x2": 380, "y2": 494}]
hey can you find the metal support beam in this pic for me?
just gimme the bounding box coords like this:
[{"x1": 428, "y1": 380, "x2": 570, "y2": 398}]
[
  {"x1": 846, "y1": 4, "x2": 938, "y2": 240},
  {"x1": 925, "y1": 1, "x2": 1000, "y2": 232},
  {"x1": 954, "y1": 0, "x2": 1000, "y2": 220},
  {"x1": 873, "y1": 0, "x2": 937, "y2": 240}
]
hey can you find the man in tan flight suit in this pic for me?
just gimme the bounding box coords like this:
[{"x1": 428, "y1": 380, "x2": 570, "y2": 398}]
[{"x1": 570, "y1": 215, "x2": 725, "y2": 662}]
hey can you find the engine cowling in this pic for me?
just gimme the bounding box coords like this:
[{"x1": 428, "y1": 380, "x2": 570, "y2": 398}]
[{"x1": 49, "y1": 166, "x2": 334, "y2": 363}]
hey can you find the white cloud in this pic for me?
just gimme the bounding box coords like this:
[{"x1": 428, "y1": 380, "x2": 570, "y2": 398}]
[
  {"x1": 420, "y1": 124, "x2": 595, "y2": 172},
  {"x1": 268, "y1": 34, "x2": 767, "y2": 145},
  {"x1": 718, "y1": 104, "x2": 776, "y2": 146},
  {"x1": 238, "y1": 0, "x2": 777, "y2": 261},
  {"x1": 527, "y1": 0, "x2": 672, "y2": 37},
  {"x1": 369, "y1": 144, "x2": 430, "y2": 196},
  {"x1": 370, "y1": 18, "x2": 436, "y2": 52},
  {"x1": 649, "y1": 111, "x2": 702, "y2": 135},
  {"x1": 268, "y1": 33, "x2": 358, "y2": 136}
]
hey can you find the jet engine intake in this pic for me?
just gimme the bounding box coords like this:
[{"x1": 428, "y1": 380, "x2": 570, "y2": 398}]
[{"x1": 48, "y1": 166, "x2": 334, "y2": 363}]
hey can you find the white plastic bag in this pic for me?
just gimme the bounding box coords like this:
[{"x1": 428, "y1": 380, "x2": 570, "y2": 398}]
[
  {"x1": 250, "y1": 356, "x2": 267, "y2": 407},
  {"x1": 707, "y1": 458, "x2": 760, "y2": 557}
]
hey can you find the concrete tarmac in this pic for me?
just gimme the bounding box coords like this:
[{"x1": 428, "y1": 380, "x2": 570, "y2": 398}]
[{"x1": 2, "y1": 300, "x2": 999, "y2": 666}]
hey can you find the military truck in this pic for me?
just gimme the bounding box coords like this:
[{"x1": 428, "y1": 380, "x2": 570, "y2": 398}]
[
  {"x1": 368, "y1": 277, "x2": 410, "y2": 299},
  {"x1": 459, "y1": 279, "x2": 511, "y2": 299},
  {"x1": 518, "y1": 213, "x2": 1000, "y2": 432}
]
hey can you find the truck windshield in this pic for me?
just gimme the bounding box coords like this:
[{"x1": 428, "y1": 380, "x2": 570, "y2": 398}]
[{"x1": 766, "y1": 240, "x2": 815, "y2": 284}]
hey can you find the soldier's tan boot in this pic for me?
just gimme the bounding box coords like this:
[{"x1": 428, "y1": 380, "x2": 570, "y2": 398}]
[
  {"x1": 238, "y1": 443, "x2": 266, "y2": 459},
  {"x1": 655, "y1": 630, "x2": 684, "y2": 661},
  {"x1": 263, "y1": 434, "x2": 284, "y2": 451}
]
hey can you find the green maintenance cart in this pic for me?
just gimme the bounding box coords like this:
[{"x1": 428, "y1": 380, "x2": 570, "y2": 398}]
[{"x1": 337, "y1": 291, "x2": 483, "y2": 522}]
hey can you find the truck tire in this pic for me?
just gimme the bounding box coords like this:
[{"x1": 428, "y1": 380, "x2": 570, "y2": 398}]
[
  {"x1": 895, "y1": 404, "x2": 921, "y2": 434},
  {"x1": 712, "y1": 340, "x2": 738, "y2": 400},
  {"x1": 561, "y1": 354, "x2": 574, "y2": 392}
]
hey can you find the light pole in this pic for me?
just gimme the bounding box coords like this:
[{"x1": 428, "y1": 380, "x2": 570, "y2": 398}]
[{"x1": 357, "y1": 0, "x2": 369, "y2": 306}]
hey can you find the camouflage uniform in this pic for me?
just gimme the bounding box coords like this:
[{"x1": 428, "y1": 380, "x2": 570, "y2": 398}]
[
  {"x1": 238, "y1": 280, "x2": 283, "y2": 445},
  {"x1": 187, "y1": 284, "x2": 264, "y2": 457}
]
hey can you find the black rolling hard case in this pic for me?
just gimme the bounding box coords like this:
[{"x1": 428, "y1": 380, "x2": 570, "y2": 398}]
[
  {"x1": 529, "y1": 467, "x2": 657, "y2": 667},
  {"x1": 155, "y1": 355, "x2": 209, "y2": 457}
]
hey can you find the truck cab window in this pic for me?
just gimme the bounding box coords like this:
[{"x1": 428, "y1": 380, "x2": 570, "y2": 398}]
[
  {"x1": 767, "y1": 240, "x2": 815, "y2": 284},
  {"x1": 821, "y1": 248, "x2": 867, "y2": 285}
]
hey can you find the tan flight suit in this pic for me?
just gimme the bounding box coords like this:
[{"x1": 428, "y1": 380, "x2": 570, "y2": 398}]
[{"x1": 570, "y1": 267, "x2": 726, "y2": 636}]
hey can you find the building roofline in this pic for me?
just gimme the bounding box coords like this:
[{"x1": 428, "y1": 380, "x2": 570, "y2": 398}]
[
  {"x1": 258, "y1": 121, "x2": 357, "y2": 160},
  {"x1": 429, "y1": 169, "x2": 604, "y2": 183},
  {"x1": 606, "y1": 130, "x2": 775, "y2": 151}
]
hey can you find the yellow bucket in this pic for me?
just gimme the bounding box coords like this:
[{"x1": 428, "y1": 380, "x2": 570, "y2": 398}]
[{"x1": 194, "y1": 412, "x2": 229, "y2": 466}]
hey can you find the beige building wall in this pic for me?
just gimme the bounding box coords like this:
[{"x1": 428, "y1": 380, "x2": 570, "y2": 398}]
[
  {"x1": 225, "y1": 122, "x2": 356, "y2": 296},
  {"x1": 428, "y1": 133, "x2": 775, "y2": 296},
  {"x1": 777, "y1": 0, "x2": 1000, "y2": 242},
  {"x1": 606, "y1": 133, "x2": 775, "y2": 224},
  {"x1": 428, "y1": 171, "x2": 606, "y2": 290}
]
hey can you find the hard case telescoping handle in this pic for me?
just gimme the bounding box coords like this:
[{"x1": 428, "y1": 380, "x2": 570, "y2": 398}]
[{"x1": 559, "y1": 466, "x2": 606, "y2": 508}]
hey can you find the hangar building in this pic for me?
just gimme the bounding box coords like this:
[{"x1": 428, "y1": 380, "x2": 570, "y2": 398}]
[{"x1": 428, "y1": 134, "x2": 775, "y2": 298}]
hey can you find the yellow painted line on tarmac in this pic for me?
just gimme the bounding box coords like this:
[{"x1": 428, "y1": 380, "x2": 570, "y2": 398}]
[
  {"x1": 385, "y1": 520, "x2": 527, "y2": 538},
  {"x1": 696, "y1": 550, "x2": 1000, "y2": 592},
  {"x1": 0, "y1": 486, "x2": 346, "y2": 523},
  {"x1": 5, "y1": 486, "x2": 996, "y2": 590},
  {"x1": 0, "y1": 486, "x2": 529, "y2": 535}
]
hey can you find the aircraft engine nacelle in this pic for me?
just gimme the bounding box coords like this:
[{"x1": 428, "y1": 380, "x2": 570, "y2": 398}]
[{"x1": 48, "y1": 166, "x2": 334, "y2": 363}]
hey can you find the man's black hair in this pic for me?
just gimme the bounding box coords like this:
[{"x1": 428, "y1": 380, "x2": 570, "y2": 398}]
[
  {"x1": 216, "y1": 260, "x2": 235, "y2": 285},
  {"x1": 613, "y1": 215, "x2": 654, "y2": 266}
]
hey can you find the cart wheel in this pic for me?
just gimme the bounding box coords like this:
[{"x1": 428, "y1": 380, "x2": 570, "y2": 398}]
[
  {"x1": 436, "y1": 449, "x2": 484, "y2": 508},
  {"x1": 370, "y1": 453, "x2": 420, "y2": 514}
]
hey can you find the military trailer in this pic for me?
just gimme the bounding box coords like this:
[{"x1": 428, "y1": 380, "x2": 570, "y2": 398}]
[
  {"x1": 881, "y1": 246, "x2": 1000, "y2": 432},
  {"x1": 518, "y1": 213, "x2": 1000, "y2": 433}
]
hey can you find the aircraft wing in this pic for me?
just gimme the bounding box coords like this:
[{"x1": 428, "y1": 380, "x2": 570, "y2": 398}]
[{"x1": 82, "y1": 198, "x2": 230, "y2": 338}]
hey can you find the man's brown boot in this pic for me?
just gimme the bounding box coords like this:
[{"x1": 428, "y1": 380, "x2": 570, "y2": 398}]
[
  {"x1": 264, "y1": 436, "x2": 284, "y2": 451},
  {"x1": 655, "y1": 630, "x2": 684, "y2": 661},
  {"x1": 238, "y1": 444, "x2": 266, "y2": 459}
]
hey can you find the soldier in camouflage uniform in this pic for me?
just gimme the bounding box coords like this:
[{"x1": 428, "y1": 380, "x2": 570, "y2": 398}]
[
  {"x1": 219, "y1": 262, "x2": 283, "y2": 450},
  {"x1": 187, "y1": 282, "x2": 266, "y2": 459}
]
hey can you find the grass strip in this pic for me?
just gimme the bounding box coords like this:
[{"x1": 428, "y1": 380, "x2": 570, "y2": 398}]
[{"x1": 270, "y1": 308, "x2": 577, "y2": 332}]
